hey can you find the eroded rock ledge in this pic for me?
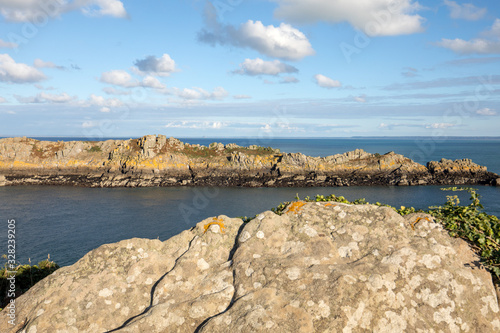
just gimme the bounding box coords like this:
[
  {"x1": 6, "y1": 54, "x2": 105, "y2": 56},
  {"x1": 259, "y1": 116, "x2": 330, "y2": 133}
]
[
  {"x1": 0, "y1": 135, "x2": 498, "y2": 187},
  {"x1": 1, "y1": 202, "x2": 499, "y2": 332}
]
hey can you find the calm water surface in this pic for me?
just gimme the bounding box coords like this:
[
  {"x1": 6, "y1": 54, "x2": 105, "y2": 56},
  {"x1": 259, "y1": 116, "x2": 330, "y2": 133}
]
[{"x1": 0, "y1": 137, "x2": 499, "y2": 266}]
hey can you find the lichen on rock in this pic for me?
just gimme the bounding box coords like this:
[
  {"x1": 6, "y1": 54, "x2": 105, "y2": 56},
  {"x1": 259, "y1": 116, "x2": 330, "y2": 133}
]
[{"x1": 1, "y1": 203, "x2": 499, "y2": 332}]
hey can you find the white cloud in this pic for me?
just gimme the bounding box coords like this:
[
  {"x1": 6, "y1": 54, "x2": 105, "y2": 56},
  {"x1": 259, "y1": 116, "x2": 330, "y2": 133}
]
[
  {"x1": 0, "y1": 0, "x2": 127, "y2": 22},
  {"x1": 436, "y1": 19, "x2": 500, "y2": 54},
  {"x1": 100, "y1": 69, "x2": 166, "y2": 89},
  {"x1": 141, "y1": 75, "x2": 166, "y2": 89},
  {"x1": 233, "y1": 58, "x2": 298, "y2": 76},
  {"x1": 34, "y1": 59, "x2": 65, "y2": 70},
  {"x1": 443, "y1": 0, "x2": 486, "y2": 21},
  {"x1": 39, "y1": 92, "x2": 75, "y2": 103},
  {"x1": 273, "y1": 0, "x2": 425, "y2": 36},
  {"x1": 0, "y1": 38, "x2": 17, "y2": 49},
  {"x1": 78, "y1": 0, "x2": 128, "y2": 18},
  {"x1": 314, "y1": 74, "x2": 341, "y2": 88},
  {"x1": 173, "y1": 87, "x2": 229, "y2": 101},
  {"x1": 100, "y1": 106, "x2": 111, "y2": 113},
  {"x1": 14, "y1": 92, "x2": 76, "y2": 103},
  {"x1": 88, "y1": 94, "x2": 124, "y2": 108},
  {"x1": 0, "y1": 96, "x2": 6, "y2": 103},
  {"x1": 100, "y1": 69, "x2": 136, "y2": 87},
  {"x1": 165, "y1": 121, "x2": 227, "y2": 129},
  {"x1": 133, "y1": 54, "x2": 177, "y2": 77},
  {"x1": 0, "y1": 54, "x2": 46, "y2": 83},
  {"x1": 198, "y1": 3, "x2": 315, "y2": 60},
  {"x1": 476, "y1": 108, "x2": 497, "y2": 116},
  {"x1": 425, "y1": 123, "x2": 455, "y2": 129}
]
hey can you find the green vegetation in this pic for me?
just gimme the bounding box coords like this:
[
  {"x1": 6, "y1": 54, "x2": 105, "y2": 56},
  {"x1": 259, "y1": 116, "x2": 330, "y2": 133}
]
[
  {"x1": 428, "y1": 188, "x2": 500, "y2": 277},
  {"x1": 88, "y1": 145, "x2": 102, "y2": 153},
  {"x1": 269, "y1": 188, "x2": 500, "y2": 278},
  {"x1": 0, "y1": 255, "x2": 59, "y2": 309}
]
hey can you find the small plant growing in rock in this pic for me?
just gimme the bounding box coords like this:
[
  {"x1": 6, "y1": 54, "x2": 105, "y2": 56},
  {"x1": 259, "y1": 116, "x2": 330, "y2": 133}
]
[{"x1": 88, "y1": 145, "x2": 101, "y2": 153}]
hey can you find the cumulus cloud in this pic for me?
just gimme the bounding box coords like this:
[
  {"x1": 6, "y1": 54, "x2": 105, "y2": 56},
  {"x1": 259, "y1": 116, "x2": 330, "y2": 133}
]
[
  {"x1": 0, "y1": 96, "x2": 7, "y2": 103},
  {"x1": 133, "y1": 54, "x2": 177, "y2": 77},
  {"x1": 88, "y1": 94, "x2": 124, "y2": 107},
  {"x1": 435, "y1": 19, "x2": 500, "y2": 54},
  {"x1": 100, "y1": 69, "x2": 136, "y2": 87},
  {"x1": 78, "y1": 0, "x2": 128, "y2": 18},
  {"x1": 233, "y1": 58, "x2": 298, "y2": 76},
  {"x1": 443, "y1": 0, "x2": 486, "y2": 21},
  {"x1": 0, "y1": 0, "x2": 127, "y2": 22},
  {"x1": 198, "y1": 2, "x2": 314, "y2": 60},
  {"x1": 0, "y1": 39, "x2": 17, "y2": 49},
  {"x1": 273, "y1": 0, "x2": 425, "y2": 36},
  {"x1": 476, "y1": 108, "x2": 497, "y2": 116},
  {"x1": 0, "y1": 54, "x2": 46, "y2": 83},
  {"x1": 172, "y1": 87, "x2": 229, "y2": 101},
  {"x1": 100, "y1": 69, "x2": 165, "y2": 89},
  {"x1": 314, "y1": 74, "x2": 341, "y2": 88},
  {"x1": 14, "y1": 92, "x2": 76, "y2": 103},
  {"x1": 34, "y1": 59, "x2": 65, "y2": 70}
]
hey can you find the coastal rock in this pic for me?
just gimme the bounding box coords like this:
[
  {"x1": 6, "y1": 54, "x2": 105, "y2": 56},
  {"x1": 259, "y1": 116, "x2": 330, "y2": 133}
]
[
  {"x1": 2, "y1": 203, "x2": 499, "y2": 332},
  {"x1": 0, "y1": 135, "x2": 497, "y2": 187},
  {"x1": 428, "y1": 158, "x2": 488, "y2": 174}
]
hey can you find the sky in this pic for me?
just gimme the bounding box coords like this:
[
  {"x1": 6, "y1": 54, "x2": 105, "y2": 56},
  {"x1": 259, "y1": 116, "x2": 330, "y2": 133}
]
[{"x1": 0, "y1": 0, "x2": 499, "y2": 138}]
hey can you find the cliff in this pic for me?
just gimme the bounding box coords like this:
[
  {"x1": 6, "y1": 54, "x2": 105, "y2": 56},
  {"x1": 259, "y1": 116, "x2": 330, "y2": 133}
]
[
  {"x1": 1, "y1": 202, "x2": 499, "y2": 332},
  {"x1": 0, "y1": 135, "x2": 498, "y2": 187}
]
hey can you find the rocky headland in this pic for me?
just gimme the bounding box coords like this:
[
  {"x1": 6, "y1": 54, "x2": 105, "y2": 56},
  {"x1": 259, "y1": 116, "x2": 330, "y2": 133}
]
[
  {"x1": 0, "y1": 135, "x2": 498, "y2": 187},
  {"x1": 1, "y1": 202, "x2": 499, "y2": 332}
]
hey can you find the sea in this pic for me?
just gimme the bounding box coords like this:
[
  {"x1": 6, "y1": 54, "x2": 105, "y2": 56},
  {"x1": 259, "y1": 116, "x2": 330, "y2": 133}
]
[{"x1": 0, "y1": 137, "x2": 499, "y2": 267}]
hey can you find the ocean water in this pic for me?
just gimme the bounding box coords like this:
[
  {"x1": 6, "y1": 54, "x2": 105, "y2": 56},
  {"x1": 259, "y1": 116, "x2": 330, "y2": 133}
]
[{"x1": 0, "y1": 137, "x2": 499, "y2": 266}]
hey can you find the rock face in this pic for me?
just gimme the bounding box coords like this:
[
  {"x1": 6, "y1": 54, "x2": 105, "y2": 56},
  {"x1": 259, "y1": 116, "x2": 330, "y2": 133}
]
[
  {"x1": 2, "y1": 203, "x2": 499, "y2": 332},
  {"x1": 0, "y1": 135, "x2": 497, "y2": 187}
]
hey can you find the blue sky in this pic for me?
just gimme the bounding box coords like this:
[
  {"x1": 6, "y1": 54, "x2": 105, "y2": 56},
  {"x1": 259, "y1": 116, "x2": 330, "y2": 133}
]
[{"x1": 0, "y1": 0, "x2": 499, "y2": 138}]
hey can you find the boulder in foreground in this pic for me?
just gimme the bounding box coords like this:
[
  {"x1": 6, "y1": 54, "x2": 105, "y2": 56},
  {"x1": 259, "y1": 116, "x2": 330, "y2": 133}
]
[{"x1": 1, "y1": 203, "x2": 499, "y2": 332}]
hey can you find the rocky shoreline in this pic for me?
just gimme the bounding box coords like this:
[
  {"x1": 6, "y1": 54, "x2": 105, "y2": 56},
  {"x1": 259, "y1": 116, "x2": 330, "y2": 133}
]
[{"x1": 0, "y1": 135, "x2": 498, "y2": 187}]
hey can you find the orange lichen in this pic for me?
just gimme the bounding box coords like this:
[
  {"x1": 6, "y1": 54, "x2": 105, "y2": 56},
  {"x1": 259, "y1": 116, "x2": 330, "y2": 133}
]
[
  {"x1": 287, "y1": 201, "x2": 306, "y2": 214},
  {"x1": 410, "y1": 216, "x2": 430, "y2": 230},
  {"x1": 324, "y1": 203, "x2": 336, "y2": 207},
  {"x1": 204, "y1": 217, "x2": 226, "y2": 234}
]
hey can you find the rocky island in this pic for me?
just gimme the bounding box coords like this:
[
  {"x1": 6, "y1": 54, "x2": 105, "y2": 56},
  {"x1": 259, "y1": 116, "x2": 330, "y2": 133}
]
[
  {"x1": 1, "y1": 201, "x2": 499, "y2": 332},
  {"x1": 0, "y1": 134, "x2": 498, "y2": 187}
]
